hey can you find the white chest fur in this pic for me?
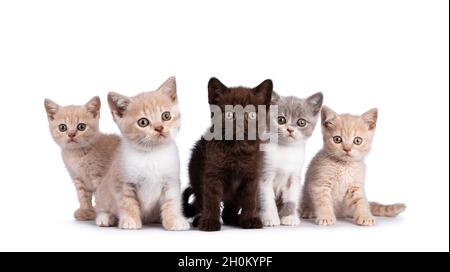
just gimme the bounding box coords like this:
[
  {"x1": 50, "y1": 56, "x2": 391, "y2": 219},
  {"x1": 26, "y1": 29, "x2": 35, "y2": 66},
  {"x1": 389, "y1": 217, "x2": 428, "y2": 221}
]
[
  {"x1": 120, "y1": 141, "x2": 180, "y2": 213},
  {"x1": 264, "y1": 142, "x2": 306, "y2": 175}
]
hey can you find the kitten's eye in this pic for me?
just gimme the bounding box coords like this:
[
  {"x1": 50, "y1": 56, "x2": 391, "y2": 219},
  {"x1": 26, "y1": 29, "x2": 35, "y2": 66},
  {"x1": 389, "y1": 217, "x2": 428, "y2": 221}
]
[
  {"x1": 225, "y1": 111, "x2": 234, "y2": 120},
  {"x1": 277, "y1": 116, "x2": 286, "y2": 125},
  {"x1": 248, "y1": 112, "x2": 257, "y2": 120},
  {"x1": 137, "y1": 118, "x2": 150, "y2": 128},
  {"x1": 58, "y1": 124, "x2": 67, "y2": 132},
  {"x1": 333, "y1": 136, "x2": 343, "y2": 144},
  {"x1": 161, "y1": 111, "x2": 171, "y2": 121},
  {"x1": 354, "y1": 137, "x2": 363, "y2": 145},
  {"x1": 297, "y1": 119, "x2": 307, "y2": 127},
  {"x1": 77, "y1": 123, "x2": 86, "y2": 131}
]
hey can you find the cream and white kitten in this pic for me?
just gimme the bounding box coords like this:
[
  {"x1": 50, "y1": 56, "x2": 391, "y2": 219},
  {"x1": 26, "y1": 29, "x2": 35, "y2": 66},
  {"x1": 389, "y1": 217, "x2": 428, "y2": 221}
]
[
  {"x1": 259, "y1": 92, "x2": 323, "y2": 226},
  {"x1": 300, "y1": 106, "x2": 406, "y2": 226},
  {"x1": 45, "y1": 97, "x2": 120, "y2": 221},
  {"x1": 95, "y1": 77, "x2": 189, "y2": 230}
]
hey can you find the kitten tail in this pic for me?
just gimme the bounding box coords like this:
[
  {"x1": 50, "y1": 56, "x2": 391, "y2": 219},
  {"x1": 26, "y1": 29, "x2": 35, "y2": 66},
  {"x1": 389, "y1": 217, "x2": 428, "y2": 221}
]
[
  {"x1": 370, "y1": 202, "x2": 406, "y2": 217},
  {"x1": 182, "y1": 187, "x2": 197, "y2": 218}
]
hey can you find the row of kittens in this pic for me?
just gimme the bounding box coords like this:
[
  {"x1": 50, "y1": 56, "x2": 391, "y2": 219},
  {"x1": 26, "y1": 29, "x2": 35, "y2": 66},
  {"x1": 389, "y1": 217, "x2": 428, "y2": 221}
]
[{"x1": 45, "y1": 76, "x2": 406, "y2": 231}]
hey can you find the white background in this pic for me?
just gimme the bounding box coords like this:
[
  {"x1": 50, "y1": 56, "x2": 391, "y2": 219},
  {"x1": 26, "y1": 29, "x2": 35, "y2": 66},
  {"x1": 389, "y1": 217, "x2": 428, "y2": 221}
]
[{"x1": 0, "y1": 0, "x2": 448, "y2": 252}]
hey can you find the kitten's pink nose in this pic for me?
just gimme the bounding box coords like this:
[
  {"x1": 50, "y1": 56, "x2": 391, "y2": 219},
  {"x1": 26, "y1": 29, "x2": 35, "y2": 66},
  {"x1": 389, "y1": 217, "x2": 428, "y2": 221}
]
[
  {"x1": 154, "y1": 126, "x2": 164, "y2": 133},
  {"x1": 343, "y1": 146, "x2": 352, "y2": 153},
  {"x1": 68, "y1": 132, "x2": 76, "y2": 138},
  {"x1": 287, "y1": 128, "x2": 294, "y2": 134}
]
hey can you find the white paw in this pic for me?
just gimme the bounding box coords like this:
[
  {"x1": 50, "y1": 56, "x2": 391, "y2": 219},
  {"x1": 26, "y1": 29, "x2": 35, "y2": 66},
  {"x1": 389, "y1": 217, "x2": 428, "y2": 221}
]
[
  {"x1": 163, "y1": 217, "x2": 190, "y2": 231},
  {"x1": 118, "y1": 216, "x2": 142, "y2": 230},
  {"x1": 261, "y1": 213, "x2": 281, "y2": 227},
  {"x1": 280, "y1": 215, "x2": 301, "y2": 226},
  {"x1": 96, "y1": 212, "x2": 115, "y2": 227},
  {"x1": 355, "y1": 215, "x2": 376, "y2": 226},
  {"x1": 315, "y1": 216, "x2": 337, "y2": 226}
]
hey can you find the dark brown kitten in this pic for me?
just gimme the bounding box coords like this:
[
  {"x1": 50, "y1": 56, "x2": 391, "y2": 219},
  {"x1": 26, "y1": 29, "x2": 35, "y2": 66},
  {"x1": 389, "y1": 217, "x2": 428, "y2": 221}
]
[{"x1": 183, "y1": 77, "x2": 273, "y2": 231}]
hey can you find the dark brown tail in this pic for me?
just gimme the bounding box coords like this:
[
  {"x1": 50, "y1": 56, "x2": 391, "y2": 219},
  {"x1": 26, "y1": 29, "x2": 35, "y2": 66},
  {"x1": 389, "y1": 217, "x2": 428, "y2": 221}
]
[
  {"x1": 182, "y1": 187, "x2": 197, "y2": 218},
  {"x1": 370, "y1": 202, "x2": 406, "y2": 217}
]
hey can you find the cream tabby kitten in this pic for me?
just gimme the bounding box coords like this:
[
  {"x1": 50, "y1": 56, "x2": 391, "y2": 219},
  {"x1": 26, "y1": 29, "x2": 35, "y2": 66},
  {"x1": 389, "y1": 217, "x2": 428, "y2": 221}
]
[
  {"x1": 301, "y1": 106, "x2": 406, "y2": 226},
  {"x1": 95, "y1": 77, "x2": 190, "y2": 231},
  {"x1": 45, "y1": 97, "x2": 120, "y2": 221},
  {"x1": 259, "y1": 92, "x2": 323, "y2": 227}
]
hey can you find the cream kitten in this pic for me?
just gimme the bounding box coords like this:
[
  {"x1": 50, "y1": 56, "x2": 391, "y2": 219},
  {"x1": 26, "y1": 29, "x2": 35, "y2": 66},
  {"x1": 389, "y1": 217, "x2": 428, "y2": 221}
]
[
  {"x1": 259, "y1": 92, "x2": 323, "y2": 227},
  {"x1": 45, "y1": 96, "x2": 120, "y2": 221},
  {"x1": 95, "y1": 77, "x2": 190, "y2": 231},
  {"x1": 301, "y1": 106, "x2": 406, "y2": 226}
]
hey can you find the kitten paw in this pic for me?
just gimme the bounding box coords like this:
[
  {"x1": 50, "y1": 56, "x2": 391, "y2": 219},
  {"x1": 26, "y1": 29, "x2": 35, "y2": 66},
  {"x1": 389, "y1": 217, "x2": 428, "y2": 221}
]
[
  {"x1": 118, "y1": 216, "x2": 142, "y2": 230},
  {"x1": 240, "y1": 217, "x2": 263, "y2": 229},
  {"x1": 74, "y1": 208, "x2": 96, "y2": 221},
  {"x1": 280, "y1": 215, "x2": 301, "y2": 226},
  {"x1": 198, "y1": 218, "x2": 221, "y2": 232},
  {"x1": 315, "y1": 216, "x2": 336, "y2": 226},
  {"x1": 261, "y1": 214, "x2": 281, "y2": 227},
  {"x1": 163, "y1": 217, "x2": 190, "y2": 231},
  {"x1": 95, "y1": 212, "x2": 116, "y2": 227},
  {"x1": 354, "y1": 215, "x2": 376, "y2": 226}
]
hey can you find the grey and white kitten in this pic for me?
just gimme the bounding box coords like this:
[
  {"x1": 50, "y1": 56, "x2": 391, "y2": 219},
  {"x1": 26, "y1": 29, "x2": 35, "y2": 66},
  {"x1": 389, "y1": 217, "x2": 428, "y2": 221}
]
[{"x1": 259, "y1": 91, "x2": 323, "y2": 226}]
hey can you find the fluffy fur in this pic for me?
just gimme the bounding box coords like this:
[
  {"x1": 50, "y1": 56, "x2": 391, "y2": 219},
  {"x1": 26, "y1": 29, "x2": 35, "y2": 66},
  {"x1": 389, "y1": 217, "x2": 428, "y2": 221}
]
[
  {"x1": 300, "y1": 106, "x2": 406, "y2": 226},
  {"x1": 183, "y1": 77, "x2": 273, "y2": 231},
  {"x1": 45, "y1": 97, "x2": 120, "y2": 220},
  {"x1": 259, "y1": 92, "x2": 323, "y2": 227},
  {"x1": 95, "y1": 77, "x2": 189, "y2": 230}
]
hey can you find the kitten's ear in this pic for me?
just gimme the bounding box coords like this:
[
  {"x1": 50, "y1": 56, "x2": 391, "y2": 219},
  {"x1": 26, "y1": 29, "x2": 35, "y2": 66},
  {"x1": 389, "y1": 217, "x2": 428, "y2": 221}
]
[
  {"x1": 107, "y1": 92, "x2": 131, "y2": 119},
  {"x1": 44, "y1": 98, "x2": 59, "y2": 121},
  {"x1": 85, "y1": 96, "x2": 101, "y2": 118},
  {"x1": 254, "y1": 79, "x2": 273, "y2": 106},
  {"x1": 271, "y1": 91, "x2": 281, "y2": 104},
  {"x1": 361, "y1": 108, "x2": 378, "y2": 130},
  {"x1": 208, "y1": 77, "x2": 228, "y2": 104},
  {"x1": 158, "y1": 76, "x2": 177, "y2": 102},
  {"x1": 306, "y1": 92, "x2": 324, "y2": 116},
  {"x1": 321, "y1": 106, "x2": 338, "y2": 128}
]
